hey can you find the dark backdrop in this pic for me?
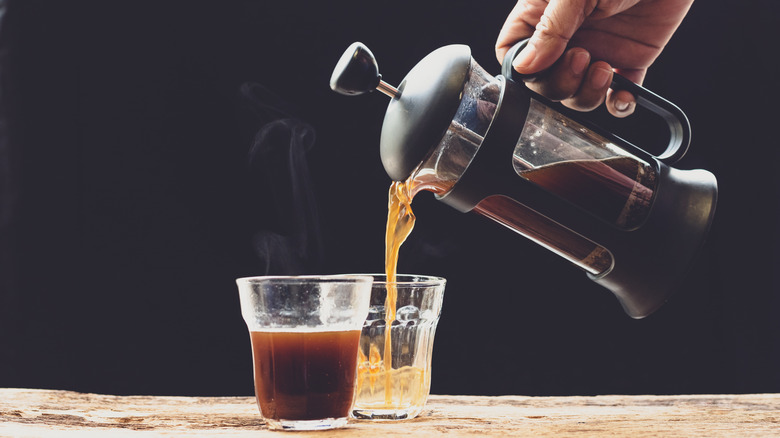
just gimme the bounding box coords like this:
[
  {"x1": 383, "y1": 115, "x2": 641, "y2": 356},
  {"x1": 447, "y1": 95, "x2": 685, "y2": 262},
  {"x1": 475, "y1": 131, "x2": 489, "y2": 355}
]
[{"x1": 1, "y1": 0, "x2": 778, "y2": 396}]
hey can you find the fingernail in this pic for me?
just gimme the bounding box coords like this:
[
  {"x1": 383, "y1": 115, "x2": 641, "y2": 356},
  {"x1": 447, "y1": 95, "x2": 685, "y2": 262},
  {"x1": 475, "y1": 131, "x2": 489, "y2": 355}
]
[
  {"x1": 512, "y1": 44, "x2": 537, "y2": 71},
  {"x1": 589, "y1": 68, "x2": 611, "y2": 89},
  {"x1": 571, "y1": 50, "x2": 590, "y2": 76},
  {"x1": 615, "y1": 99, "x2": 636, "y2": 114}
]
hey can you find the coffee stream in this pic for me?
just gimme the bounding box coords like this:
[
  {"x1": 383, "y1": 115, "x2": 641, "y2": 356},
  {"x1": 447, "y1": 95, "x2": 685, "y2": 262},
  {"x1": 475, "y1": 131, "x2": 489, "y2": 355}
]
[
  {"x1": 354, "y1": 177, "x2": 421, "y2": 409},
  {"x1": 381, "y1": 179, "x2": 416, "y2": 405},
  {"x1": 385, "y1": 180, "x2": 416, "y2": 314}
]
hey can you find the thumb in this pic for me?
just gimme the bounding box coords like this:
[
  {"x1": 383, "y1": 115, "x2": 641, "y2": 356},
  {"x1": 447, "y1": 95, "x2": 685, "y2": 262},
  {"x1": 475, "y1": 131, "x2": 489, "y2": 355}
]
[{"x1": 512, "y1": 0, "x2": 592, "y2": 74}]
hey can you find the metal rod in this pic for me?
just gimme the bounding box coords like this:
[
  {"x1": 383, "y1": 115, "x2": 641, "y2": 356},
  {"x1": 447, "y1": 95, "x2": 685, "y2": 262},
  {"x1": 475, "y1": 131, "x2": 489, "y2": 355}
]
[
  {"x1": 450, "y1": 120, "x2": 485, "y2": 147},
  {"x1": 376, "y1": 80, "x2": 399, "y2": 98}
]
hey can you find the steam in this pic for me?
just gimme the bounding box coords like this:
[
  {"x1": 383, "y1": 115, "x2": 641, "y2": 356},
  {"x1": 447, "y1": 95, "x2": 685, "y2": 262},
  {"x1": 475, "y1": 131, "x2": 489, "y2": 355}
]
[{"x1": 242, "y1": 82, "x2": 323, "y2": 275}]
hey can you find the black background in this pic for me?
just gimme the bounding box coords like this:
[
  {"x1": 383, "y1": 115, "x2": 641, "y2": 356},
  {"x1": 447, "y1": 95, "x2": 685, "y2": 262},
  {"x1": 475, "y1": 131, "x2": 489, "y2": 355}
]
[{"x1": 1, "y1": 0, "x2": 778, "y2": 396}]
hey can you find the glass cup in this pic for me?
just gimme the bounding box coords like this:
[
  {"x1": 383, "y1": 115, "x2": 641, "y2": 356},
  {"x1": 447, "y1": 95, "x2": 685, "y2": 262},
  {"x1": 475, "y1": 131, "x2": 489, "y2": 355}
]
[
  {"x1": 350, "y1": 274, "x2": 446, "y2": 420},
  {"x1": 236, "y1": 275, "x2": 373, "y2": 431}
]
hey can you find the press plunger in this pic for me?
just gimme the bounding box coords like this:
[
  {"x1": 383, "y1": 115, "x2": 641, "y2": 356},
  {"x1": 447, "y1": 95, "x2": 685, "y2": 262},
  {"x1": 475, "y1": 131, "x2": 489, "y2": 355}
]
[
  {"x1": 330, "y1": 42, "x2": 399, "y2": 98},
  {"x1": 331, "y1": 41, "x2": 474, "y2": 182}
]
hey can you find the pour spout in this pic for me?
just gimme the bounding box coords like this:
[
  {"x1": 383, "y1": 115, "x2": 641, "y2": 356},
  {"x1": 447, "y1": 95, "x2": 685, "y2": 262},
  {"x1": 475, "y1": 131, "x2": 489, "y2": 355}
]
[{"x1": 330, "y1": 42, "x2": 398, "y2": 98}]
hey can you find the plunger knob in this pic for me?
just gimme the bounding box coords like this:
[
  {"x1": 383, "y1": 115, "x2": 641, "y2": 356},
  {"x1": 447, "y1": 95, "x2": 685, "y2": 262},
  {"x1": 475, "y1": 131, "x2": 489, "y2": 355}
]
[{"x1": 330, "y1": 42, "x2": 398, "y2": 98}]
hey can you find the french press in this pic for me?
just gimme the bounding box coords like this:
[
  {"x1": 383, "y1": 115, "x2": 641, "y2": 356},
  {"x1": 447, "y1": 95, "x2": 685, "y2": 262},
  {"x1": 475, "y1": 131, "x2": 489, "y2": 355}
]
[{"x1": 330, "y1": 41, "x2": 717, "y2": 318}]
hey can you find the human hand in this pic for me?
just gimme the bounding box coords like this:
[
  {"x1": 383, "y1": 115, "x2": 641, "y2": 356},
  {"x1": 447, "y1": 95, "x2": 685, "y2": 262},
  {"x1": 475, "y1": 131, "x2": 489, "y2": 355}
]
[{"x1": 495, "y1": 0, "x2": 693, "y2": 117}]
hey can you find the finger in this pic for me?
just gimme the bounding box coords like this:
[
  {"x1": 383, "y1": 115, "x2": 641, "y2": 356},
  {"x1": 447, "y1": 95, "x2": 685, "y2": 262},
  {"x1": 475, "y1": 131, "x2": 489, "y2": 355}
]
[
  {"x1": 512, "y1": 0, "x2": 592, "y2": 74},
  {"x1": 606, "y1": 89, "x2": 637, "y2": 117},
  {"x1": 605, "y1": 69, "x2": 646, "y2": 117},
  {"x1": 495, "y1": 1, "x2": 539, "y2": 63},
  {"x1": 562, "y1": 61, "x2": 612, "y2": 111},
  {"x1": 524, "y1": 47, "x2": 591, "y2": 101}
]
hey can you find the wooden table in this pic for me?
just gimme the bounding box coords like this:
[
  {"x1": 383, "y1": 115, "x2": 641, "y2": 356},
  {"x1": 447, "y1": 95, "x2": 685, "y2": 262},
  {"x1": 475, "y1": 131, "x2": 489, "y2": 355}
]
[{"x1": 1, "y1": 388, "x2": 778, "y2": 437}]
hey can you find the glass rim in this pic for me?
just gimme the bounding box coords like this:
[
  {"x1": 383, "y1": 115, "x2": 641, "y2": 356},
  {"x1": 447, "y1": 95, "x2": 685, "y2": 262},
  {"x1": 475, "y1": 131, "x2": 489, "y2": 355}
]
[
  {"x1": 235, "y1": 274, "x2": 374, "y2": 285},
  {"x1": 342, "y1": 273, "x2": 446, "y2": 287}
]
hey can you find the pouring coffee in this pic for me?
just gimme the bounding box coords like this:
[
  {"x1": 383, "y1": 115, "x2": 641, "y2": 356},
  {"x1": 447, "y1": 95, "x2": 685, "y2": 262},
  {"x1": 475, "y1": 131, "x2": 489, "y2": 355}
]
[{"x1": 330, "y1": 40, "x2": 717, "y2": 318}]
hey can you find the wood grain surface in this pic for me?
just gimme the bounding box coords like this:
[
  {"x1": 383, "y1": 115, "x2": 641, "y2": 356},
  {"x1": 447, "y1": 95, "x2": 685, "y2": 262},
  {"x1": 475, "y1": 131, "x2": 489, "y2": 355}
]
[{"x1": 1, "y1": 388, "x2": 778, "y2": 437}]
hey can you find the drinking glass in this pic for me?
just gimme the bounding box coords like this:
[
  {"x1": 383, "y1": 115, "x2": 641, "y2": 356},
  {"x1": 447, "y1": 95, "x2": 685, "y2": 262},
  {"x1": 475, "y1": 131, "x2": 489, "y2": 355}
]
[
  {"x1": 350, "y1": 274, "x2": 446, "y2": 420},
  {"x1": 236, "y1": 275, "x2": 372, "y2": 431}
]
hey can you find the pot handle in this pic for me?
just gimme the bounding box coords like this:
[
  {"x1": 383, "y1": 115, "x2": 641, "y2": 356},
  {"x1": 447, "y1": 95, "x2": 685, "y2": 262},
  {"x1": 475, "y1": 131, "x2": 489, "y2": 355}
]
[{"x1": 501, "y1": 39, "x2": 690, "y2": 165}]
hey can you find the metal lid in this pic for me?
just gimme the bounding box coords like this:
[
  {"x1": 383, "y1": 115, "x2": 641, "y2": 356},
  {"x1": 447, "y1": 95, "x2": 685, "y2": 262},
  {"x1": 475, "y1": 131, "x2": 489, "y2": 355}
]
[{"x1": 380, "y1": 45, "x2": 472, "y2": 181}]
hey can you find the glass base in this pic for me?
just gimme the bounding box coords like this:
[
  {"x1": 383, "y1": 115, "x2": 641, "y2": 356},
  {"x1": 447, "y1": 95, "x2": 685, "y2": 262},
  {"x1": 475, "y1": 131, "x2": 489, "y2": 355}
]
[
  {"x1": 265, "y1": 416, "x2": 349, "y2": 431},
  {"x1": 351, "y1": 407, "x2": 423, "y2": 421}
]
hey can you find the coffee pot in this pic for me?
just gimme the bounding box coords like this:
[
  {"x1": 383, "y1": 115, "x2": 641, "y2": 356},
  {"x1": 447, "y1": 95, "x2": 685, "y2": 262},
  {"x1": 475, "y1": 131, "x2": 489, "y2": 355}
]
[{"x1": 330, "y1": 41, "x2": 717, "y2": 318}]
